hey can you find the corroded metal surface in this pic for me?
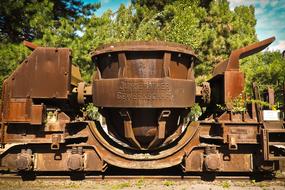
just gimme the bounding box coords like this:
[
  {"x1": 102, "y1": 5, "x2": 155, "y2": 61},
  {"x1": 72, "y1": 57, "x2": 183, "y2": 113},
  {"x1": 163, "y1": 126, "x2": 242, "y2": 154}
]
[
  {"x1": 210, "y1": 38, "x2": 275, "y2": 108},
  {"x1": 93, "y1": 78, "x2": 195, "y2": 107},
  {"x1": 92, "y1": 41, "x2": 197, "y2": 149},
  {"x1": 9, "y1": 47, "x2": 71, "y2": 99},
  {"x1": 91, "y1": 41, "x2": 198, "y2": 57},
  {"x1": 0, "y1": 38, "x2": 284, "y2": 178},
  {"x1": 212, "y1": 37, "x2": 275, "y2": 76}
]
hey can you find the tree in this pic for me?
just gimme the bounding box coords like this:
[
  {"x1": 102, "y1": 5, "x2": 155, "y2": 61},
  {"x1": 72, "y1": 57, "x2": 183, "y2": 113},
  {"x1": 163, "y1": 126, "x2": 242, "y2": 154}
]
[
  {"x1": 0, "y1": 43, "x2": 30, "y2": 90},
  {"x1": 131, "y1": 0, "x2": 173, "y2": 11},
  {"x1": 0, "y1": 0, "x2": 100, "y2": 43},
  {"x1": 127, "y1": 0, "x2": 257, "y2": 79},
  {"x1": 0, "y1": 0, "x2": 100, "y2": 92},
  {"x1": 241, "y1": 51, "x2": 285, "y2": 105}
]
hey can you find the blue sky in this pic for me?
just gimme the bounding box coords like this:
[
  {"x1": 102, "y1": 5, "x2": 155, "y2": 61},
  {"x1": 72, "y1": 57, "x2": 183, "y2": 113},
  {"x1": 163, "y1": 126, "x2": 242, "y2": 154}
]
[
  {"x1": 84, "y1": 0, "x2": 130, "y2": 15},
  {"x1": 229, "y1": 0, "x2": 285, "y2": 51},
  {"x1": 84, "y1": 0, "x2": 285, "y2": 51}
]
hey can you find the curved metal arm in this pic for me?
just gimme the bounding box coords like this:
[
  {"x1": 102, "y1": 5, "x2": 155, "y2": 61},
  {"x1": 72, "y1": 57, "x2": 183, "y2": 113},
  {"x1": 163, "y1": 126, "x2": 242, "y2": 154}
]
[{"x1": 213, "y1": 37, "x2": 275, "y2": 76}]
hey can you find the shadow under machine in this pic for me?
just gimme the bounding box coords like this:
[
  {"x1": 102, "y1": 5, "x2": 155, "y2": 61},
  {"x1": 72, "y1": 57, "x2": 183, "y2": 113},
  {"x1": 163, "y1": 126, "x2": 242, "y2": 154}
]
[{"x1": 0, "y1": 37, "x2": 284, "y2": 176}]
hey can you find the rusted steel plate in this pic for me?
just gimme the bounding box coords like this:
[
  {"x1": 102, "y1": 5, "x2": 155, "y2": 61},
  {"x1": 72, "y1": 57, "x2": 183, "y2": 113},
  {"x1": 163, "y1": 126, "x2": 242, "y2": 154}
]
[
  {"x1": 10, "y1": 47, "x2": 71, "y2": 99},
  {"x1": 222, "y1": 154, "x2": 253, "y2": 172},
  {"x1": 93, "y1": 78, "x2": 195, "y2": 108},
  {"x1": 91, "y1": 41, "x2": 198, "y2": 58},
  {"x1": 224, "y1": 71, "x2": 244, "y2": 103},
  {"x1": 30, "y1": 105, "x2": 44, "y2": 125},
  {"x1": 262, "y1": 128, "x2": 285, "y2": 161},
  {"x1": 71, "y1": 65, "x2": 83, "y2": 86},
  {"x1": 86, "y1": 121, "x2": 200, "y2": 169},
  {"x1": 91, "y1": 41, "x2": 197, "y2": 149},
  {"x1": 225, "y1": 127, "x2": 258, "y2": 144},
  {"x1": 94, "y1": 53, "x2": 195, "y2": 79},
  {"x1": 3, "y1": 98, "x2": 31, "y2": 122}
]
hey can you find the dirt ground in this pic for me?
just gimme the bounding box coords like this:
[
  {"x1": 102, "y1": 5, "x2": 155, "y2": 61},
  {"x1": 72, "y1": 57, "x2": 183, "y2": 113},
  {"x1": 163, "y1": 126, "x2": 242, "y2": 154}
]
[{"x1": 0, "y1": 178, "x2": 284, "y2": 190}]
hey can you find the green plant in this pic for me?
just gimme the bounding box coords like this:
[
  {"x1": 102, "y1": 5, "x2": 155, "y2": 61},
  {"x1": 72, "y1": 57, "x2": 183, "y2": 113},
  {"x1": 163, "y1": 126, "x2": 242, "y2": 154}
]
[
  {"x1": 163, "y1": 180, "x2": 175, "y2": 186},
  {"x1": 247, "y1": 99, "x2": 277, "y2": 110},
  {"x1": 216, "y1": 104, "x2": 227, "y2": 112},
  {"x1": 221, "y1": 181, "x2": 230, "y2": 189},
  {"x1": 81, "y1": 103, "x2": 100, "y2": 121},
  {"x1": 188, "y1": 103, "x2": 202, "y2": 122},
  {"x1": 275, "y1": 170, "x2": 284, "y2": 178},
  {"x1": 258, "y1": 182, "x2": 269, "y2": 188},
  {"x1": 230, "y1": 94, "x2": 246, "y2": 113},
  {"x1": 111, "y1": 182, "x2": 131, "y2": 190},
  {"x1": 136, "y1": 178, "x2": 144, "y2": 188},
  {"x1": 217, "y1": 92, "x2": 279, "y2": 114}
]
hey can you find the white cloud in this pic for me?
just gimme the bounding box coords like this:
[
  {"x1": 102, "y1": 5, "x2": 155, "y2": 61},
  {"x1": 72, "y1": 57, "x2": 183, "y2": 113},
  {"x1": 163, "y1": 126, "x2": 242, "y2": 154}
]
[
  {"x1": 229, "y1": 0, "x2": 285, "y2": 51},
  {"x1": 228, "y1": 0, "x2": 255, "y2": 6},
  {"x1": 101, "y1": 0, "x2": 110, "y2": 4},
  {"x1": 228, "y1": 0, "x2": 255, "y2": 10},
  {"x1": 268, "y1": 40, "x2": 285, "y2": 51},
  {"x1": 259, "y1": 0, "x2": 271, "y2": 8},
  {"x1": 255, "y1": 7, "x2": 264, "y2": 15},
  {"x1": 270, "y1": 1, "x2": 278, "y2": 7}
]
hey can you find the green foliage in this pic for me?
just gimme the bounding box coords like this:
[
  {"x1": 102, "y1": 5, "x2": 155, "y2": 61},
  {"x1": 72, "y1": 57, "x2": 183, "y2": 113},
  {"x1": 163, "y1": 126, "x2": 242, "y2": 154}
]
[
  {"x1": 81, "y1": 103, "x2": 100, "y2": 121},
  {"x1": 275, "y1": 170, "x2": 284, "y2": 178},
  {"x1": 241, "y1": 51, "x2": 285, "y2": 105},
  {"x1": 131, "y1": 0, "x2": 173, "y2": 11},
  {"x1": 0, "y1": 0, "x2": 100, "y2": 89},
  {"x1": 230, "y1": 94, "x2": 246, "y2": 113},
  {"x1": 188, "y1": 103, "x2": 202, "y2": 121},
  {"x1": 217, "y1": 96, "x2": 277, "y2": 113},
  {"x1": 111, "y1": 182, "x2": 131, "y2": 190},
  {"x1": 135, "y1": 178, "x2": 145, "y2": 188},
  {"x1": 0, "y1": 43, "x2": 30, "y2": 93},
  {"x1": 216, "y1": 104, "x2": 227, "y2": 112},
  {"x1": 129, "y1": 0, "x2": 257, "y2": 76},
  {"x1": 248, "y1": 99, "x2": 276, "y2": 110},
  {"x1": 0, "y1": 0, "x2": 100, "y2": 43},
  {"x1": 162, "y1": 180, "x2": 175, "y2": 186},
  {"x1": 221, "y1": 180, "x2": 231, "y2": 188}
]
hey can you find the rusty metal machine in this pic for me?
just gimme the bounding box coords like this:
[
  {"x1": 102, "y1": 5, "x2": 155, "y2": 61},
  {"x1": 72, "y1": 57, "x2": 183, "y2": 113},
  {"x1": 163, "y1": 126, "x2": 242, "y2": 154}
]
[{"x1": 0, "y1": 37, "x2": 284, "y2": 177}]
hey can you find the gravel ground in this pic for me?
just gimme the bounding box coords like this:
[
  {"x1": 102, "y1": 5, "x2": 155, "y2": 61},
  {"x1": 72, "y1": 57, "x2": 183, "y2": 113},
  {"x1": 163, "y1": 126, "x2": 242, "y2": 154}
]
[{"x1": 0, "y1": 179, "x2": 284, "y2": 190}]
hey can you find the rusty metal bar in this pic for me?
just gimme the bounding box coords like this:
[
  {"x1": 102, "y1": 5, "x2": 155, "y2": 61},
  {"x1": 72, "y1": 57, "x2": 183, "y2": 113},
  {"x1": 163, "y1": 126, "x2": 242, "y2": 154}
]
[
  {"x1": 252, "y1": 82, "x2": 262, "y2": 122},
  {"x1": 163, "y1": 52, "x2": 171, "y2": 77},
  {"x1": 23, "y1": 41, "x2": 38, "y2": 50},
  {"x1": 213, "y1": 37, "x2": 275, "y2": 76},
  {"x1": 118, "y1": 53, "x2": 127, "y2": 78}
]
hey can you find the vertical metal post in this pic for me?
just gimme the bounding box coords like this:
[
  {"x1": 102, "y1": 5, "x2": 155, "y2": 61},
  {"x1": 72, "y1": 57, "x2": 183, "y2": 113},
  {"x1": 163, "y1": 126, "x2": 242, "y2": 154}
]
[
  {"x1": 252, "y1": 82, "x2": 262, "y2": 122},
  {"x1": 283, "y1": 82, "x2": 285, "y2": 120}
]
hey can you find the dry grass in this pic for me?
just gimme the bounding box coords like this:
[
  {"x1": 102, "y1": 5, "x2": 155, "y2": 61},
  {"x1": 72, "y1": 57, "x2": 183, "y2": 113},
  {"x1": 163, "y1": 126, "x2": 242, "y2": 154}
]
[{"x1": 0, "y1": 179, "x2": 284, "y2": 190}]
